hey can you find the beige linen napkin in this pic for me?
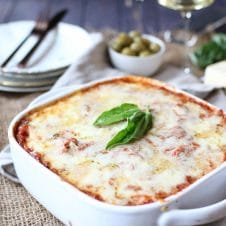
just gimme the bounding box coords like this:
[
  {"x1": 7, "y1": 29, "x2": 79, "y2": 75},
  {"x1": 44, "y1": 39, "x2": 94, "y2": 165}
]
[{"x1": 1, "y1": 32, "x2": 226, "y2": 182}]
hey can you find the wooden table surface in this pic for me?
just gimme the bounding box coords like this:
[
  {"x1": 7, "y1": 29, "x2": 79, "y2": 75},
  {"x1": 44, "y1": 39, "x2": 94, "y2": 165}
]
[{"x1": 1, "y1": 0, "x2": 226, "y2": 226}]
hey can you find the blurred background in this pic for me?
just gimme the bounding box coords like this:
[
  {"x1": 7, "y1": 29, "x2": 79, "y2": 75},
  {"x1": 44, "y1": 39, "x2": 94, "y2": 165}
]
[{"x1": 1, "y1": 0, "x2": 226, "y2": 33}]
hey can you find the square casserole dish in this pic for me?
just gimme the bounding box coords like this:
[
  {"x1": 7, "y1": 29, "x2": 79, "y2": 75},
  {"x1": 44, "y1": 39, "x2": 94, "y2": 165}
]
[{"x1": 8, "y1": 76, "x2": 226, "y2": 226}]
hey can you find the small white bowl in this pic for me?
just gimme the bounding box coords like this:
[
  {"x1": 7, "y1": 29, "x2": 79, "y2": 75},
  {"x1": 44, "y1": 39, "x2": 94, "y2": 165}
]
[{"x1": 108, "y1": 35, "x2": 166, "y2": 76}]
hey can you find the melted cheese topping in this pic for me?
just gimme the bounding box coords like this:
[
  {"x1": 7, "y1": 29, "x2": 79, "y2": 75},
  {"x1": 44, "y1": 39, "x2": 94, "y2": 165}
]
[{"x1": 17, "y1": 77, "x2": 226, "y2": 206}]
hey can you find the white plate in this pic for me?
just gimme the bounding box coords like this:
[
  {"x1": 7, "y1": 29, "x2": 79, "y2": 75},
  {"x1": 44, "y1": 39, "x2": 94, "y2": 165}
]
[
  {"x1": 0, "y1": 84, "x2": 51, "y2": 93},
  {"x1": 0, "y1": 21, "x2": 92, "y2": 75},
  {"x1": 0, "y1": 70, "x2": 60, "y2": 92},
  {"x1": 1, "y1": 67, "x2": 66, "y2": 79}
]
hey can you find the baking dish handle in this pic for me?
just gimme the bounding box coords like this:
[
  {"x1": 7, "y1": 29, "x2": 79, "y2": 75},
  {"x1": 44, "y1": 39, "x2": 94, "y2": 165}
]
[{"x1": 158, "y1": 199, "x2": 226, "y2": 226}]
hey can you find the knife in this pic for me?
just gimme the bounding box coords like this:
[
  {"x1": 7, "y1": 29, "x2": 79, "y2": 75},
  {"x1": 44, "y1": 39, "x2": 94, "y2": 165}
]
[{"x1": 18, "y1": 9, "x2": 68, "y2": 67}]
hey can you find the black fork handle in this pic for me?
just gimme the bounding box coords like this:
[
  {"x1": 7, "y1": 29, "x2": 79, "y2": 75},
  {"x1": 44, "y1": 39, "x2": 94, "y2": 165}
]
[
  {"x1": 0, "y1": 31, "x2": 32, "y2": 68},
  {"x1": 18, "y1": 9, "x2": 68, "y2": 67},
  {"x1": 17, "y1": 33, "x2": 47, "y2": 67}
]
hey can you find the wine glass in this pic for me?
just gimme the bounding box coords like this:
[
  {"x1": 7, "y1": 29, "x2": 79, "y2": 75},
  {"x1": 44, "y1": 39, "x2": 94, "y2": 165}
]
[{"x1": 157, "y1": 0, "x2": 215, "y2": 73}]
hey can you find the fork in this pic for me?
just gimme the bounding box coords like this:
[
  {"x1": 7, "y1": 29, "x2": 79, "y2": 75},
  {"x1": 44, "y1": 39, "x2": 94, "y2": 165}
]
[
  {"x1": 18, "y1": 9, "x2": 68, "y2": 67},
  {"x1": 0, "y1": 10, "x2": 49, "y2": 68}
]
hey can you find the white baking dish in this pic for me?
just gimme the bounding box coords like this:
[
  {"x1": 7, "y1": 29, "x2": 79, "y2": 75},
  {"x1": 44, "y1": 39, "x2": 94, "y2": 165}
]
[{"x1": 8, "y1": 77, "x2": 226, "y2": 226}]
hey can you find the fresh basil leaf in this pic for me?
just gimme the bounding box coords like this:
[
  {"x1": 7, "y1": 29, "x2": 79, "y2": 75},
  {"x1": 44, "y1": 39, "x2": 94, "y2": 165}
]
[
  {"x1": 119, "y1": 111, "x2": 145, "y2": 144},
  {"x1": 213, "y1": 33, "x2": 226, "y2": 50},
  {"x1": 130, "y1": 111, "x2": 153, "y2": 141},
  {"x1": 190, "y1": 41, "x2": 225, "y2": 69},
  {"x1": 106, "y1": 111, "x2": 153, "y2": 150},
  {"x1": 105, "y1": 120, "x2": 136, "y2": 149},
  {"x1": 136, "y1": 111, "x2": 153, "y2": 138},
  {"x1": 94, "y1": 103, "x2": 139, "y2": 126},
  {"x1": 190, "y1": 33, "x2": 226, "y2": 69}
]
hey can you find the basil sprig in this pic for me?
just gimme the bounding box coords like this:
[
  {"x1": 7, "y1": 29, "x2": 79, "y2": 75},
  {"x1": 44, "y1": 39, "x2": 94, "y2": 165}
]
[
  {"x1": 94, "y1": 103, "x2": 139, "y2": 126},
  {"x1": 190, "y1": 33, "x2": 226, "y2": 69},
  {"x1": 93, "y1": 103, "x2": 153, "y2": 150},
  {"x1": 106, "y1": 111, "x2": 153, "y2": 149}
]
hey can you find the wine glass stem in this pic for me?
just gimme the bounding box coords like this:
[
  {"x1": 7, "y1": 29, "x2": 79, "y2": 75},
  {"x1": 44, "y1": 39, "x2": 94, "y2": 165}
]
[
  {"x1": 181, "y1": 11, "x2": 192, "y2": 73},
  {"x1": 181, "y1": 11, "x2": 192, "y2": 46}
]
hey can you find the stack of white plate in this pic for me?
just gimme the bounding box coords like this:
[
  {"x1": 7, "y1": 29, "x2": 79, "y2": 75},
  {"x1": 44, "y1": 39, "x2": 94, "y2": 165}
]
[{"x1": 0, "y1": 21, "x2": 91, "y2": 92}]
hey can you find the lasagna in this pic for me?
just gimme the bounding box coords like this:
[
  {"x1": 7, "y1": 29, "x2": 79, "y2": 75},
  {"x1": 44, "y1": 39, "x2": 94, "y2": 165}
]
[{"x1": 15, "y1": 76, "x2": 226, "y2": 206}]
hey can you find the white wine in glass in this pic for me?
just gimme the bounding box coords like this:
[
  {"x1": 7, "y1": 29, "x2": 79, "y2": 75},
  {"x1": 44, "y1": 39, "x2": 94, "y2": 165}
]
[
  {"x1": 158, "y1": 0, "x2": 214, "y2": 11},
  {"x1": 158, "y1": 0, "x2": 215, "y2": 73},
  {"x1": 158, "y1": 0, "x2": 215, "y2": 45}
]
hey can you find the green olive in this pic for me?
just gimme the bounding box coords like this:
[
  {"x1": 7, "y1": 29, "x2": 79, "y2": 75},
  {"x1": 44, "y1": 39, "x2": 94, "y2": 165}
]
[
  {"x1": 118, "y1": 32, "x2": 128, "y2": 38},
  {"x1": 115, "y1": 33, "x2": 133, "y2": 47},
  {"x1": 149, "y1": 42, "x2": 161, "y2": 53},
  {"x1": 139, "y1": 50, "x2": 152, "y2": 57},
  {"x1": 133, "y1": 36, "x2": 143, "y2": 44},
  {"x1": 111, "y1": 42, "x2": 123, "y2": 52},
  {"x1": 129, "y1": 30, "x2": 141, "y2": 38},
  {"x1": 112, "y1": 31, "x2": 161, "y2": 56},
  {"x1": 141, "y1": 38, "x2": 150, "y2": 47},
  {"x1": 130, "y1": 42, "x2": 146, "y2": 53},
  {"x1": 121, "y1": 47, "x2": 136, "y2": 56}
]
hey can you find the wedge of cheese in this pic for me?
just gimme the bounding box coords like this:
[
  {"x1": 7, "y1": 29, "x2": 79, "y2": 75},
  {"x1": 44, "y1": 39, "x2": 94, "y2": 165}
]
[
  {"x1": 15, "y1": 76, "x2": 226, "y2": 206},
  {"x1": 204, "y1": 61, "x2": 226, "y2": 87}
]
